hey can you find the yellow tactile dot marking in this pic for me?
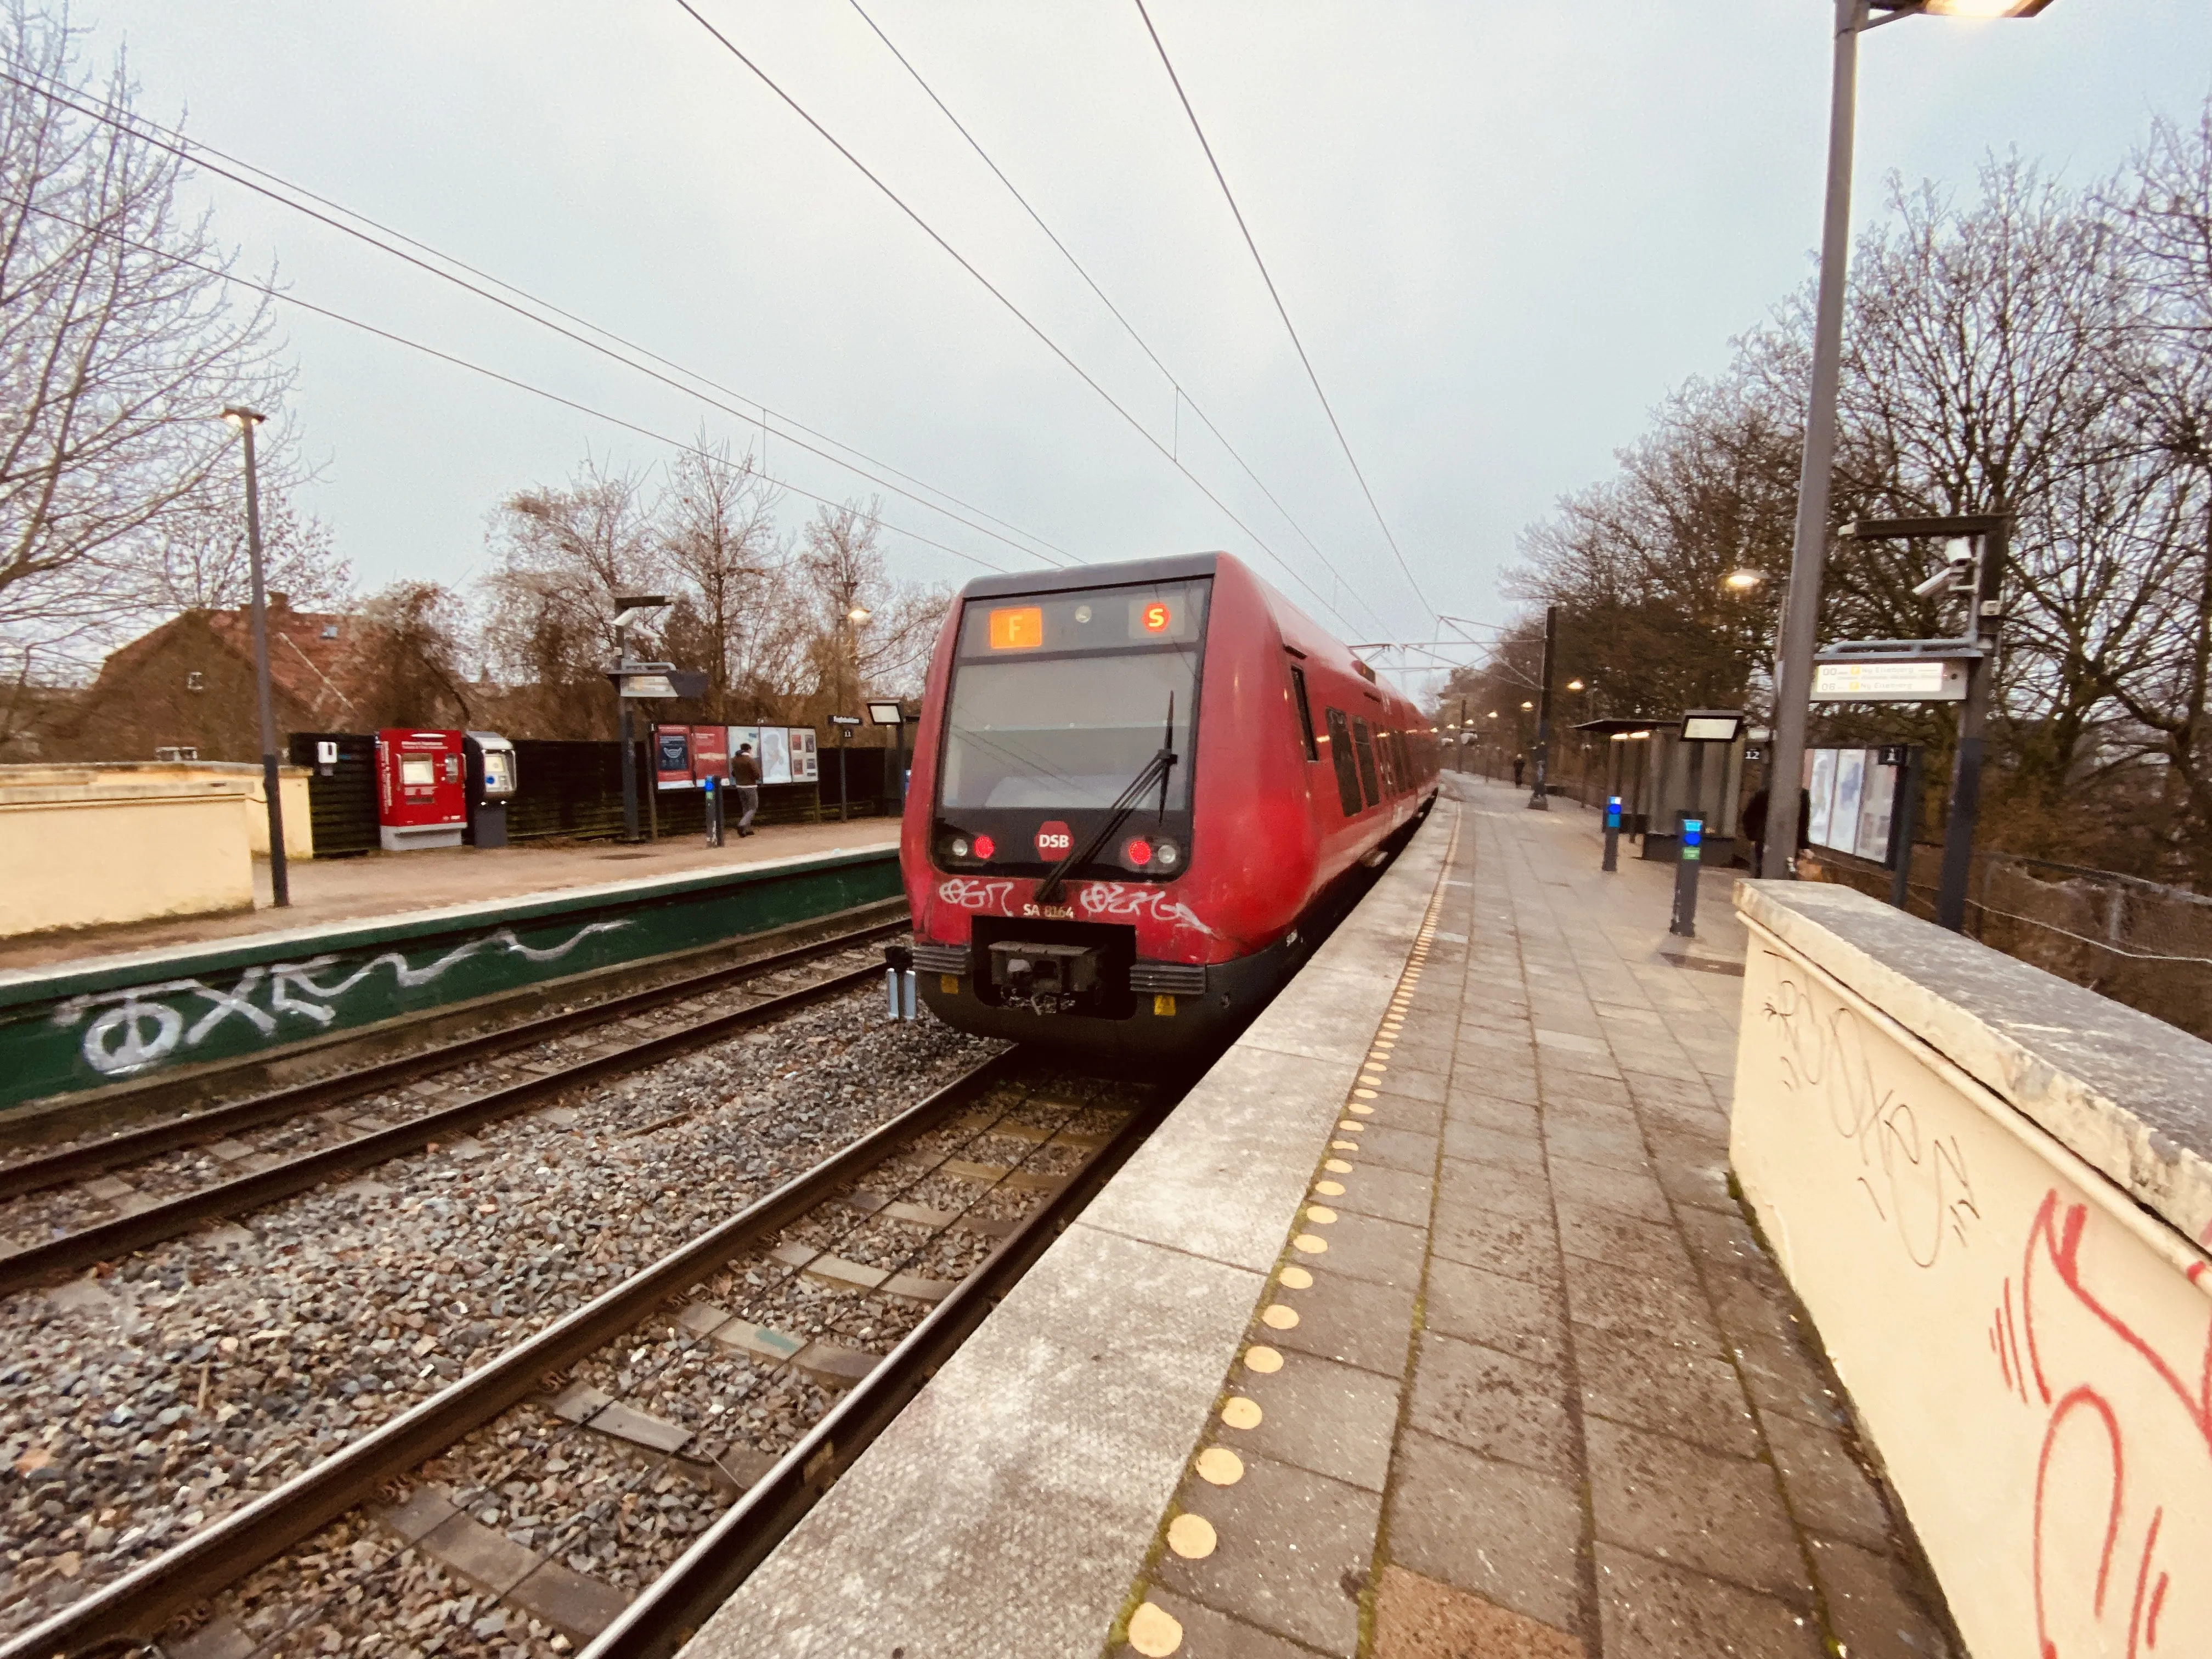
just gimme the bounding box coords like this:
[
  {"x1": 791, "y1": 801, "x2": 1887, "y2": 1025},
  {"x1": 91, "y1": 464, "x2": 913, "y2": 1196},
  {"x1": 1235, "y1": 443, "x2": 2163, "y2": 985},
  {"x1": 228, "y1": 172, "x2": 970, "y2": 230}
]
[
  {"x1": 1306, "y1": 1205, "x2": 1338, "y2": 1223},
  {"x1": 1292, "y1": 1233, "x2": 1328, "y2": 1254},
  {"x1": 1221, "y1": 1396, "x2": 1263, "y2": 1430},
  {"x1": 1330, "y1": 1139, "x2": 1358, "y2": 1152},
  {"x1": 1352, "y1": 1088, "x2": 1379, "y2": 1100},
  {"x1": 1338, "y1": 1120, "x2": 1365, "y2": 1131},
  {"x1": 1166, "y1": 1514, "x2": 1217, "y2": 1560},
  {"x1": 1261, "y1": 1303, "x2": 1300, "y2": 1329},
  {"x1": 1279, "y1": 1264, "x2": 1314, "y2": 1288},
  {"x1": 1348, "y1": 1102, "x2": 1375, "y2": 1115},
  {"x1": 1312, "y1": 1181, "x2": 1344, "y2": 1198},
  {"x1": 1196, "y1": 1447, "x2": 1245, "y2": 1485},
  {"x1": 1244, "y1": 1345, "x2": 1283, "y2": 1373},
  {"x1": 1325, "y1": 1156, "x2": 1353, "y2": 1172},
  {"x1": 1129, "y1": 1600, "x2": 1184, "y2": 1655}
]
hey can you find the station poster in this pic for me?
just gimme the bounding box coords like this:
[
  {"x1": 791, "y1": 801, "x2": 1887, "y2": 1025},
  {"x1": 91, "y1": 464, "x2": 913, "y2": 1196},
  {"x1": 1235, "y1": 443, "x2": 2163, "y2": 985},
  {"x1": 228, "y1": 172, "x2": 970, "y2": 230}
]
[
  {"x1": 790, "y1": 728, "x2": 819, "y2": 783},
  {"x1": 759, "y1": 726, "x2": 792, "y2": 785},
  {"x1": 654, "y1": 725, "x2": 693, "y2": 791},
  {"x1": 726, "y1": 726, "x2": 760, "y2": 778},
  {"x1": 690, "y1": 724, "x2": 729, "y2": 783}
]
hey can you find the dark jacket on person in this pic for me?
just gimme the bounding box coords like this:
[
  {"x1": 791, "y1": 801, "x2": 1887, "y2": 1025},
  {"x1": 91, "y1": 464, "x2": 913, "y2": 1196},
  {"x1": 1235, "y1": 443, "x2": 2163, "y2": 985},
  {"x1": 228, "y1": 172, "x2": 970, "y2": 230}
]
[{"x1": 731, "y1": 753, "x2": 762, "y2": 787}]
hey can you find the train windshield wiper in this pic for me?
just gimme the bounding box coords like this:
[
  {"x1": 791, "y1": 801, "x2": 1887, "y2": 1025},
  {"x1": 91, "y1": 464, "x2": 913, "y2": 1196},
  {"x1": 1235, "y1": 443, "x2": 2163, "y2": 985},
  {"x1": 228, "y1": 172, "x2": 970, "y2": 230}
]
[{"x1": 1034, "y1": 694, "x2": 1176, "y2": 905}]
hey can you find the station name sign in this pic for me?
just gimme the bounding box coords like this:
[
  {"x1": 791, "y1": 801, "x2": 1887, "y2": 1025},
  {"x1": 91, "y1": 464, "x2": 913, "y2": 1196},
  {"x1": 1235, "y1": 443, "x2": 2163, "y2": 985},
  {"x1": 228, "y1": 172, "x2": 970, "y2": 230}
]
[{"x1": 1811, "y1": 658, "x2": 1968, "y2": 703}]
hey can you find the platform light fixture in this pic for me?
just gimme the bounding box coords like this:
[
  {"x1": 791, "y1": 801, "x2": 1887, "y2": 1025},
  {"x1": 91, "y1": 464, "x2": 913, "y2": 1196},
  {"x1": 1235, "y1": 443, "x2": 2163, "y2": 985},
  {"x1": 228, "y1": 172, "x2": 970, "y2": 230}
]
[
  {"x1": 1521, "y1": 701, "x2": 1535, "y2": 711},
  {"x1": 1567, "y1": 679, "x2": 1585, "y2": 692},
  {"x1": 1763, "y1": 0, "x2": 2058, "y2": 882},
  {"x1": 1725, "y1": 569, "x2": 1764, "y2": 591}
]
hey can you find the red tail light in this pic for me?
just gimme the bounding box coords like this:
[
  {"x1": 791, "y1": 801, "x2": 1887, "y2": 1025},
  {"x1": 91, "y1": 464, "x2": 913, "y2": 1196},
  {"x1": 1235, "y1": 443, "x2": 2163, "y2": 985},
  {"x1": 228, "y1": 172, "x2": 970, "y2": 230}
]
[
  {"x1": 1124, "y1": 837, "x2": 1153, "y2": 867},
  {"x1": 974, "y1": 834, "x2": 996, "y2": 860}
]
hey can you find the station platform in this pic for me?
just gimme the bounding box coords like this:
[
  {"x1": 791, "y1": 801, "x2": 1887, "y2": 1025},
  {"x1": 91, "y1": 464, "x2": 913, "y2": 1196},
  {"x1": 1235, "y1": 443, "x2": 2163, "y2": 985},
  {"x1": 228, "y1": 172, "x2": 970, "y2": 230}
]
[
  {"x1": 0, "y1": 828, "x2": 901, "y2": 1118},
  {"x1": 0, "y1": 817, "x2": 898, "y2": 973},
  {"x1": 687, "y1": 774, "x2": 1955, "y2": 1658}
]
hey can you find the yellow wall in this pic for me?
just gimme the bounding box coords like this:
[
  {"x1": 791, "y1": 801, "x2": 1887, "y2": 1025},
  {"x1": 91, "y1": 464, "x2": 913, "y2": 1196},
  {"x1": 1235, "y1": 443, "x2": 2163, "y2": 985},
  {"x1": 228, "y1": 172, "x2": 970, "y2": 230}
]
[
  {"x1": 0, "y1": 778, "x2": 255, "y2": 937},
  {"x1": 1730, "y1": 896, "x2": 2212, "y2": 1658},
  {"x1": 0, "y1": 761, "x2": 312, "y2": 860}
]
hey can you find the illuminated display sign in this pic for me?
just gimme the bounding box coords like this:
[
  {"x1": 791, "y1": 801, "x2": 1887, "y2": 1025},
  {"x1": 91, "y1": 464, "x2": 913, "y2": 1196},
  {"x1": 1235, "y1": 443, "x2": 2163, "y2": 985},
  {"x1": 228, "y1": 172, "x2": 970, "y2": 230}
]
[
  {"x1": 988, "y1": 606, "x2": 1045, "y2": 650},
  {"x1": 1812, "y1": 658, "x2": 1968, "y2": 703}
]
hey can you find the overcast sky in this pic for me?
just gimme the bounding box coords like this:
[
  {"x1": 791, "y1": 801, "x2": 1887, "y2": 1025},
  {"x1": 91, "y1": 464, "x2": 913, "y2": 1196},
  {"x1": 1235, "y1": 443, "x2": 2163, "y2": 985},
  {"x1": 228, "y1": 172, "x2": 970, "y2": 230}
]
[{"x1": 76, "y1": 0, "x2": 2212, "y2": 690}]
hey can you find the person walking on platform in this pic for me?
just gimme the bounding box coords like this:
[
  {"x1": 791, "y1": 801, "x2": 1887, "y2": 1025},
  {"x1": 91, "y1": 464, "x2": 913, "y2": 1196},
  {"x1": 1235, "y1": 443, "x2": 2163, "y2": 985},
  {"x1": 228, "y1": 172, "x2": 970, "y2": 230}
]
[
  {"x1": 1511, "y1": 753, "x2": 1526, "y2": 789},
  {"x1": 731, "y1": 743, "x2": 761, "y2": 838}
]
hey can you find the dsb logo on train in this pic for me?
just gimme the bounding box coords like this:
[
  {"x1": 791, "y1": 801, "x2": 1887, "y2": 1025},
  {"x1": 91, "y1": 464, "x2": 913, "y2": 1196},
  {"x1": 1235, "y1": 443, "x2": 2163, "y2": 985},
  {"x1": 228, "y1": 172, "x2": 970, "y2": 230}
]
[{"x1": 1035, "y1": 820, "x2": 1073, "y2": 857}]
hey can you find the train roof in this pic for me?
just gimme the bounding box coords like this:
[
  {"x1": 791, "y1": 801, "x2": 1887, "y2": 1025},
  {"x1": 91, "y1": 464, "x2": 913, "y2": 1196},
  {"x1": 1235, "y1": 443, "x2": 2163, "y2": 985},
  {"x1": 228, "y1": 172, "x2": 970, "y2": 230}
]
[{"x1": 957, "y1": 552, "x2": 1222, "y2": 599}]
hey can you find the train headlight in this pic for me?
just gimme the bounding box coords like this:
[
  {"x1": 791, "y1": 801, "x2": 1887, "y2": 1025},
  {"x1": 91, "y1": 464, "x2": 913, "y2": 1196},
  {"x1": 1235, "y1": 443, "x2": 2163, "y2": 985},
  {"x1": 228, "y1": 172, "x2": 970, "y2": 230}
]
[
  {"x1": 950, "y1": 837, "x2": 970, "y2": 859},
  {"x1": 1155, "y1": 840, "x2": 1181, "y2": 870}
]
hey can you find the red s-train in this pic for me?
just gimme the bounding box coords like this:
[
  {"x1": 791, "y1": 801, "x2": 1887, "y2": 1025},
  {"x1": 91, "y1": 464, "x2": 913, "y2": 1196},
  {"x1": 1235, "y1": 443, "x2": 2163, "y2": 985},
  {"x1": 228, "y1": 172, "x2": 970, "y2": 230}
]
[{"x1": 897, "y1": 552, "x2": 1438, "y2": 1061}]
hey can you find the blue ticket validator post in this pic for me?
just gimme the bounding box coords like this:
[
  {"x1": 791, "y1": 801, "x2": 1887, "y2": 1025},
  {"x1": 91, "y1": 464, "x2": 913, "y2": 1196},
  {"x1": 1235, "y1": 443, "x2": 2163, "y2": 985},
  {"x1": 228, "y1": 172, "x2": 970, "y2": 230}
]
[
  {"x1": 1669, "y1": 817, "x2": 1704, "y2": 938},
  {"x1": 1602, "y1": 794, "x2": 1622, "y2": 872}
]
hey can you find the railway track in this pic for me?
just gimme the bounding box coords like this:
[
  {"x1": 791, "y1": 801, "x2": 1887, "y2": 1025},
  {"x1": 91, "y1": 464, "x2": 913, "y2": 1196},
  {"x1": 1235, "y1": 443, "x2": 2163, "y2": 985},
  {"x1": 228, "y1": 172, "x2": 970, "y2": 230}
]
[
  {"x1": 4, "y1": 1049, "x2": 1165, "y2": 1659},
  {"x1": 0, "y1": 921, "x2": 905, "y2": 1297}
]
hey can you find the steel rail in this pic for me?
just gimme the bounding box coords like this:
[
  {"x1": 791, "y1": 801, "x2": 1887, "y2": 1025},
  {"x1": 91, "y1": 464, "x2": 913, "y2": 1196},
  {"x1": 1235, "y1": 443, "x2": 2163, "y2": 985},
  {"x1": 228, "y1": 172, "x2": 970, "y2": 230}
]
[
  {"x1": 0, "y1": 957, "x2": 887, "y2": 1297},
  {"x1": 580, "y1": 1085, "x2": 1169, "y2": 1658},
  {"x1": 0, "y1": 916, "x2": 907, "y2": 1204},
  {"x1": 0, "y1": 1048, "x2": 1025, "y2": 1659}
]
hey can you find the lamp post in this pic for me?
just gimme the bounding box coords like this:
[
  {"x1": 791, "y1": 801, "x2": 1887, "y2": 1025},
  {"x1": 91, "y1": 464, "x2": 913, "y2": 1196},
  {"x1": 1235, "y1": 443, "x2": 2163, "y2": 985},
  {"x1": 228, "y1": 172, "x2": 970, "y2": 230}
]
[
  {"x1": 222, "y1": 407, "x2": 286, "y2": 909},
  {"x1": 1761, "y1": 0, "x2": 2057, "y2": 881},
  {"x1": 1528, "y1": 604, "x2": 1556, "y2": 811}
]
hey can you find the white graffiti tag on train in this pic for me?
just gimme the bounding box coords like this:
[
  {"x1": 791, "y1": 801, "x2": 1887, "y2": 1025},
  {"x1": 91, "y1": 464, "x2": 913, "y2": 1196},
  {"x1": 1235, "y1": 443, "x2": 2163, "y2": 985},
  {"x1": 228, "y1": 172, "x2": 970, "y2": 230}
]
[
  {"x1": 936, "y1": 877, "x2": 1017, "y2": 912},
  {"x1": 52, "y1": 921, "x2": 630, "y2": 1077},
  {"x1": 1076, "y1": 883, "x2": 1222, "y2": 938}
]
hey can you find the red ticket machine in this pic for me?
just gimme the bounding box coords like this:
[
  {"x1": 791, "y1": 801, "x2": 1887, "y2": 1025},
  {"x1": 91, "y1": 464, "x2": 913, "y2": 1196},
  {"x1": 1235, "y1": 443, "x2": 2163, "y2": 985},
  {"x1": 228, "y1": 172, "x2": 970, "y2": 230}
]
[{"x1": 375, "y1": 728, "x2": 467, "y2": 852}]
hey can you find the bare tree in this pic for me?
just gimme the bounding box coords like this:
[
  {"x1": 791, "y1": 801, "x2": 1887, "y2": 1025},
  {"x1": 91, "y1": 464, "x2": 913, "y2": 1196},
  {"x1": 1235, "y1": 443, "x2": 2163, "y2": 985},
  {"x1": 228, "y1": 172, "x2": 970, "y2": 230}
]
[
  {"x1": 658, "y1": 435, "x2": 786, "y2": 721},
  {"x1": 353, "y1": 579, "x2": 473, "y2": 729},
  {"x1": 480, "y1": 457, "x2": 659, "y2": 737},
  {"x1": 0, "y1": 1, "x2": 287, "y2": 686},
  {"x1": 145, "y1": 444, "x2": 350, "y2": 614},
  {"x1": 794, "y1": 498, "x2": 946, "y2": 726}
]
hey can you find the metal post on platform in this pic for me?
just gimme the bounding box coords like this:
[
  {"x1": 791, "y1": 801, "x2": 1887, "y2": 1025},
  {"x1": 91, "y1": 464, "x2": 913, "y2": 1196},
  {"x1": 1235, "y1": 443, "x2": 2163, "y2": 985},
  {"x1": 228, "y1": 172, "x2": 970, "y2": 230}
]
[
  {"x1": 1528, "y1": 606, "x2": 1555, "y2": 810},
  {"x1": 1937, "y1": 520, "x2": 2007, "y2": 932},
  {"x1": 703, "y1": 776, "x2": 724, "y2": 847},
  {"x1": 1669, "y1": 738, "x2": 1709, "y2": 936},
  {"x1": 1886, "y1": 744, "x2": 1921, "y2": 911},
  {"x1": 1604, "y1": 794, "x2": 1622, "y2": 873},
  {"x1": 223, "y1": 406, "x2": 288, "y2": 909}
]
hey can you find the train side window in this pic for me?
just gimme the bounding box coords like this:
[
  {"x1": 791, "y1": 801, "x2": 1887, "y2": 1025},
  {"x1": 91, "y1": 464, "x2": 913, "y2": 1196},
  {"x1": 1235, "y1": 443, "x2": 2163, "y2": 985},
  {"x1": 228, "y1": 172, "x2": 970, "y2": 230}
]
[
  {"x1": 1351, "y1": 718, "x2": 1381, "y2": 807},
  {"x1": 1289, "y1": 665, "x2": 1319, "y2": 761},
  {"x1": 1323, "y1": 707, "x2": 1362, "y2": 815},
  {"x1": 1391, "y1": 730, "x2": 1410, "y2": 787}
]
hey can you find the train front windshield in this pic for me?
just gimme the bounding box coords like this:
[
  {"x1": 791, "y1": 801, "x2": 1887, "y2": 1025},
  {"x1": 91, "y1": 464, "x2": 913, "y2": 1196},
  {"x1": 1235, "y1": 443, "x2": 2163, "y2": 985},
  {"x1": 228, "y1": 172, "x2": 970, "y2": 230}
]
[{"x1": 940, "y1": 580, "x2": 1208, "y2": 811}]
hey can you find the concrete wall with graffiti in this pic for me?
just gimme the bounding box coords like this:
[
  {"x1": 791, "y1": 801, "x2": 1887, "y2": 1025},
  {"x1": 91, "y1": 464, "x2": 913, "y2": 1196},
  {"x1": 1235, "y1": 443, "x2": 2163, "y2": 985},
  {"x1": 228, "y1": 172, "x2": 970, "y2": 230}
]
[
  {"x1": 0, "y1": 846, "x2": 901, "y2": 1111},
  {"x1": 1730, "y1": 881, "x2": 2212, "y2": 1659}
]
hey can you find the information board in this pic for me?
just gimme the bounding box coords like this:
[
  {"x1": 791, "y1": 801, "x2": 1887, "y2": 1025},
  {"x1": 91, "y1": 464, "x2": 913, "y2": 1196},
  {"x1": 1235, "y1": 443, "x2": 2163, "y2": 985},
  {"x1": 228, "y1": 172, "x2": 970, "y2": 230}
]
[
  {"x1": 1812, "y1": 658, "x2": 1967, "y2": 702},
  {"x1": 759, "y1": 726, "x2": 792, "y2": 785},
  {"x1": 654, "y1": 726, "x2": 693, "y2": 791},
  {"x1": 1803, "y1": 746, "x2": 1899, "y2": 864},
  {"x1": 790, "y1": 728, "x2": 819, "y2": 783}
]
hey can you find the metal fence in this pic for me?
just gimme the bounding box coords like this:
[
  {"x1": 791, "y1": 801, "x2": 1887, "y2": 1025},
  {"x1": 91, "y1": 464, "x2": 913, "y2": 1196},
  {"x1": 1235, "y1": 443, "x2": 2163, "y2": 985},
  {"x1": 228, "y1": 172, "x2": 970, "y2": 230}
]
[{"x1": 1805, "y1": 843, "x2": 2212, "y2": 1043}]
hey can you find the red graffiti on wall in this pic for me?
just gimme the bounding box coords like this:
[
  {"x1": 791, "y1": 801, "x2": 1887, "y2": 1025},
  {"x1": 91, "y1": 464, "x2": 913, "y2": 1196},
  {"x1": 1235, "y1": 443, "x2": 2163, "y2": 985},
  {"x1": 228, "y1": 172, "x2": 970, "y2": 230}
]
[{"x1": 1995, "y1": 1190, "x2": 2212, "y2": 1655}]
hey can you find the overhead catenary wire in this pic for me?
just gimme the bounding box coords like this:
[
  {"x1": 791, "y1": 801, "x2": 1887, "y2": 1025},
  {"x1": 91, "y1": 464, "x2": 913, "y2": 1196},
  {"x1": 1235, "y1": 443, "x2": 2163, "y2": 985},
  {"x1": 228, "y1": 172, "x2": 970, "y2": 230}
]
[
  {"x1": 0, "y1": 61, "x2": 1076, "y2": 572},
  {"x1": 675, "y1": 0, "x2": 1369, "y2": 641},
  {"x1": 842, "y1": 0, "x2": 1392, "y2": 640},
  {"x1": 1130, "y1": 0, "x2": 1435, "y2": 627},
  {"x1": 9, "y1": 195, "x2": 1021, "y2": 576}
]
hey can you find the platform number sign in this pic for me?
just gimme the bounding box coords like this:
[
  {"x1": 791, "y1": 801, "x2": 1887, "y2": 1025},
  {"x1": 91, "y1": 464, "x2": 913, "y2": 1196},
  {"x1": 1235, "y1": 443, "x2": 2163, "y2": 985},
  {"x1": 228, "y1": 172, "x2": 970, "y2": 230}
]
[{"x1": 1035, "y1": 819, "x2": 1074, "y2": 858}]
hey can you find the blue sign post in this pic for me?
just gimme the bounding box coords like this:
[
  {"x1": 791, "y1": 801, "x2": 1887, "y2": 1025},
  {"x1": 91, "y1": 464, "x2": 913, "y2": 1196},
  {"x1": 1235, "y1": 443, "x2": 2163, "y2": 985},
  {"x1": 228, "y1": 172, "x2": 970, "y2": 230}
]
[
  {"x1": 1670, "y1": 816, "x2": 1705, "y2": 938},
  {"x1": 1602, "y1": 794, "x2": 1623, "y2": 872}
]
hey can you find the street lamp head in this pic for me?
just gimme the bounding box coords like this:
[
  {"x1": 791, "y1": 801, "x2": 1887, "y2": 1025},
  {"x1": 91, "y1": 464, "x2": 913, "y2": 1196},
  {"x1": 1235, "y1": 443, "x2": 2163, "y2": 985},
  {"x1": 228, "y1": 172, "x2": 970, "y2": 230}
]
[
  {"x1": 221, "y1": 406, "x2": 266, "y2": 429},
  {"x1": 1566, "y1": 679, "x2": 1586, "y2": 692},
  {"x1": 1520, "y1": 700, "x2": 1535, "y2": 711},
  {"x1": 1888, "y1": 0, "x2": 2054, "y2": 15},
  {"x1": 1724, "y1": 569, "x2": 1764, "y2": 591},
  {"x1": 848, "y1": 606, "x2": 873, "y2": 625}
]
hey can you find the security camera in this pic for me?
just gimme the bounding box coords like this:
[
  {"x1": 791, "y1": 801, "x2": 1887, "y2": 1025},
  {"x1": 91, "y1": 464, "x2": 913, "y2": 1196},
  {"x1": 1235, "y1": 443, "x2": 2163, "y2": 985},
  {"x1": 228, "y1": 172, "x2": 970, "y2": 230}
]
[{"x1": 1911, "y1": 536, "x2": 1977, "y2": 600}]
